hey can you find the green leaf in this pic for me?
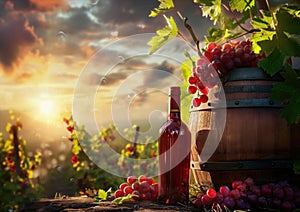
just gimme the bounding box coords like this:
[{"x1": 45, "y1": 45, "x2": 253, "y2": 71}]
[
  {"x1": 230, "y1": 0, "x2": 255, "y2": 12},
  {"x1": 251, "y1": 15, "x2": 274, "y2": 30},
  {"x1": 284, "y1": 32, "x2": 300, "y2": 45},
  {"x1": 148, "y1": 16, "x2": 178, "y2": 54},
  {"x1": 149, "y1": 0, "x2": 174, "y2": 17},
  {"x1": 98, "y1": 189, "x2": 107, "y2": 200},
  {"x1": 275, "y1": 5, "x2": 300, "y2": 57},
  {"x1": 279, "y1": 98, "x2": 300, "y2": 125},
  {"x1": 294, "y1": 160, "x2": 300, "y2": 174},
  {"x1": 180, "y1": 55, "x2": 196, "y2": 124},
  {"x1": 194, "y1": 0, "x2": 221, "y2": 24},
  {"x1": 112, "y1": 194, "x2": 138, "y2": 204},
  {"x1": 271, "y1": 68, "x2": 300, "y2": 125},
  {"x1": 276, "y1": 5, "x2": 300, "y2": 35},
  {"x1": 194, "y1": 0, "x2": 214, "y2": 6},
  {"x1": 258, "y1": 47, "x2": 285, "y2": 76}
]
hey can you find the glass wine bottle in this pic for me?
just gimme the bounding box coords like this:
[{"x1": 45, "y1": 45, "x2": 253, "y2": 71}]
[{"x1": 158, "y1": 86, "x2": 191, "y2": 205}]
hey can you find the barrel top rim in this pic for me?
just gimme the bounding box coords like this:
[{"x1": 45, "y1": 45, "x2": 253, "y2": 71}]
[{"x1": 223, "y1": 67, "x2": 282, "y2": 82}]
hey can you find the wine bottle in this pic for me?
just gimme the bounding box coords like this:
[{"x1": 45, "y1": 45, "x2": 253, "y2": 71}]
[{"x1": 158, "y1": 86, "x2": 191, "y2": 204}]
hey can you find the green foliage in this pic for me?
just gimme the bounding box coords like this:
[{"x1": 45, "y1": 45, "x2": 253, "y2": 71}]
[
  {"x1": 149, "y1": 0, "x2": 300, "y2": 124},
  {"x1": 271, "y1": 68, "x2": 300, "y2": 125},
  {"x1": 0, "y1": 111, "x2": 43, "y2": 211},
  {"x1": 149, "y1": 0, "x2": 174, "y2": 17},
  {"x1": 148, "y1": 16, "x2": 178, "y2": 54}
]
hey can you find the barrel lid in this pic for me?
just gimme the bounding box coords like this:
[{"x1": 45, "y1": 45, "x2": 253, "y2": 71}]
[{"x1": 223, "y1": 68, "x2": 282, "y2": 82}]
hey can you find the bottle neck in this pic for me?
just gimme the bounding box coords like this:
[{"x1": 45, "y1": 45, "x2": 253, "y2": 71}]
[{"x1": 169, "y1": 96, "x2": 180, "y2": 120}]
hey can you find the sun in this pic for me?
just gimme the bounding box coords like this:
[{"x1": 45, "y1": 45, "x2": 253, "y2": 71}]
[{"x1": 40, "y1": 100, "x2": 54, "y2": 116}]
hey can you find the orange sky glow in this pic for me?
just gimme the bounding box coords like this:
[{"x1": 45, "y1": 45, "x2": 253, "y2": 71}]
[{"x1": 0, "y1": 0, "x2": 212, "y2": 137}]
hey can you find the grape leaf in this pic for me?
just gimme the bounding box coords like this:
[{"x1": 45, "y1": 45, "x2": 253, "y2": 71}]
[
  {"x1": 250, "y1": 33, "x2": 276, "y2": 55},
  {"x1": 149, "y1": 0, "x2": 174, "y2": 17},
  {"x1": 294, "y1": 160, "x2": 300, "y2": 174},
  {"x1": 258, "y1": 47, "x2": 285, "y2": 76},
  {"x1": 284, "y1": 32, "x2": 300, "y2": 45},
  {"x1": 194, "y1": 0, "x2": 221, "y2": 24},
  {"x1": 230, "y1": 0, "x2": 255, "y2": 12},
  {"x1": 271, "y1": 68, "x2": 300, "y2": 125},
  {"x1": 251, "y1": 15, "x2": 274, "y2": 30},
  {"x1": 148, "y1": 16, "x2": 178, "y2": 54},
  {"x1": 97, "y1": 187, "x2": 111, "y2": 200},
  {"x1": 180, "y1": 55, "x2": 196, "y2": 124},
  {"x1": 112, "y1": 194, "x2": 138, "y2": 204},
  {"x1": 194, "y1": 0, "x2": 214, "y2": 6},
  {"x1": 275, "y1": 5, "x2": 300, "y2": 57}
]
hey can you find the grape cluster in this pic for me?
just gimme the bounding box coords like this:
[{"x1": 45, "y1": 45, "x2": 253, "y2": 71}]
[
  {"x1": 188, "y1": 39, "x2": 265, "y2": 107},
  {"x1": 188, "y1": 58, "x2": 218, "y2": 107},
  {"x1": 114, "y1": 175, "x2": 158, "y2": 201},
  {"x1": 204, "y1": 39, "x2": 265, "y2": 77},
  {"x1": 192, "y1": 177, "x2": 300, "y2": 211}
]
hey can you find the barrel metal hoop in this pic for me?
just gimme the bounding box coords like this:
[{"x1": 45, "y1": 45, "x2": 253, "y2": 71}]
[
  {"x1": 224, "y1": 85, "x2": 272, "y2": 93},
  {"x1": 191, "y1": 160, "x2": 293, "y2": 171},
  {"x1": 190, "y1": 98, "x2": 283, "y2": 111}
]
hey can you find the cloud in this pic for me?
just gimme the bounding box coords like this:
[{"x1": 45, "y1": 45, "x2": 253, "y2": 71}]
[
  {"x1": 0, "y1": 6, "x2": 43, "y2": 73},
  {"x1": 29, "y1": 0, "x2": 67, "y2": 11},
  {"x1": 83, "y1": 72, "x2": 128, "y2": 86}
]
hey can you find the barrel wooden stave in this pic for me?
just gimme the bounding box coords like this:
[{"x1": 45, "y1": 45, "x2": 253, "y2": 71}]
[{"x1": 189, "y1": 68, "x2": 300, "y2": 187}]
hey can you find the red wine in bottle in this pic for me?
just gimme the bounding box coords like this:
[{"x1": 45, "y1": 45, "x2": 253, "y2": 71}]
[{"x1": 158, "y1": 86, "x2": 191, "y2": 205}]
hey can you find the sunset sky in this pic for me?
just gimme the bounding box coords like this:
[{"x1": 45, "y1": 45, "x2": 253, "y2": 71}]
[{"x1": 0, "y1": 0, "x2": 212, "y2": 136}]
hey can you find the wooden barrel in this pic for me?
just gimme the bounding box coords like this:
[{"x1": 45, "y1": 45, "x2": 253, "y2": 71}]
[{"x1": 189, "y1": 67, "x2": 300, "y2": 187}]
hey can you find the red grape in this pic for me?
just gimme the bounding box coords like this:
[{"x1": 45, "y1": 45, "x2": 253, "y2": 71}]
[
  {"x1": 215, "y1": 192, "x2": 224, "y2": 203},
  {"x1": 273, "y1": 185, "x2": 285, "y2": 199},
  {"x1": 232, "y1": 180, "x2": 243, "y2": 189},
  {"x1": 235, "y1": 199, "x2": 246, "y2": 209},
  {"x1": 271, "y1": 197, "x2": 281, "y2": 209},
  {"x1": 200, "y1": 95, "x2": 208, "y2": 103},
  {"x1": 192, "y1": 97, "x2": 201, "y2": 107},
  {"x1": 219, "y1": 185, "x2": 231, "y2": 197},
  {"x1": 230, "y1": 189, "x2": 241, "y2": 200},
  {"x1": 244, "y1": 177, "x2": 254, "y2": 187},
  {"x1": 206, "y1": 188, "x2": 217, "y2": 199},
  {"x1": 131, "y1": 181, "x2": 140, "y2": 190},
  {"x1": 282, "y1": 201, "x2": 296, "y2": 211},
  {"x1": 222, "y1": 196, "x2": 235, "y2": 209},
  {"x1": 261, "y1": 184, "x2": 273, "y2": 197},
  {"x1": 207, "y1": 42, "x2": 217, "y2": 51},
  {"x1": 127, "y1": 176, "x2": 137, "y2": 185},
  {"x1": 283, "y1": 186, "x2": 294, "y2": 200},
  {"x1": 188, "y1": 76, "x2": 197, "y2": 84},
  {"x1": 247, "y1": 193, "x2": 257, "y2": 204},
  {"x1": 139, "y1": 181, "x2": 150, "y2": 193},
  {"x1": 188, "y1": 85, "x2": 197, "y2": 94},
  {"x1": 114, "y1": 189, "x2": 124, "y2": 198},
  {"x1": 211, "y1": 47, "x2": 222, "y2": 57},
  {"x1": 193, "y1": 198, "x2": 203, "y2": 208},
  {"x1": 119, "y1": 182, "x2": 128, "y2": 190},
  {"x1": 220, "y1": 52, "x2": 231, "y2": 63},
  {"x1": 123, "y1": 185, "x2": 134, "y2": 195},
  {"x1": 138, "y1": 175, "x2": 147, "y2": 183},
  {"x1": 201, "y1": 194, "x2": 213, "y2": 207}
]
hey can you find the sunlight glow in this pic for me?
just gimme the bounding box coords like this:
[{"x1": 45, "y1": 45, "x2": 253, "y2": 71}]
[{"x1": 40, "y1": 100, "x2": 54, "y2": 116}]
